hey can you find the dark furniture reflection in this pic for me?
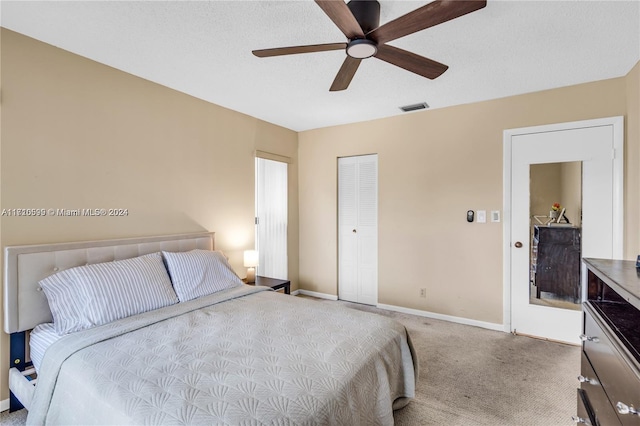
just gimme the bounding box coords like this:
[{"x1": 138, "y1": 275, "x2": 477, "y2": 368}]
[
  {"x1": 246, "y1": 276, "x2": 291, "y2": 294},
  {"x1": 531, "y1": 225, "x2": 581, "y2": 301},
  {"x1": 576, "y1": 259, "x2": 640, "y2": 426}
]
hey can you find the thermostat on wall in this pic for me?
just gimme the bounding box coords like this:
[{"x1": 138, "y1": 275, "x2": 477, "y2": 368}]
[{"x1": 467, "y1": 210, "x2": 474, "y2": 222}]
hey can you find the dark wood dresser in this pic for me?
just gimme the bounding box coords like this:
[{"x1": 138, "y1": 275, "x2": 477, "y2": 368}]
[
  {"x1": 576, "y1": 258, "x2": 640, "y2": 425},
  {"x1": 532, "y1": 225, "x2": 581, "y2": 300}
]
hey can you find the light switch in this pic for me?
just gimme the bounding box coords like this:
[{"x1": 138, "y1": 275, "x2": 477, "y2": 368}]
[
  {"x1": 491, "y1": 210, "x2": 501, "y2": 223},
  {"x1": 477, "y1": 210, "x2": 486, "y2": 223}
]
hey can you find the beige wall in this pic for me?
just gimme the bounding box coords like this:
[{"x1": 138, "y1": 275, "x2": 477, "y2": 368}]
[
  {"x1": 0, "y1": 29, "x2": 298, "y2": 401},
  {"x1": 626, "y1": 61, "x2": 640, "y2": 259},
  {"x1": 560, "y1": 162, "x2": 582, "y2": 227},
  {"x1": 299, "y1": 68, "x2": 638, "y2": 328},
  {"x1": 530, "y1": 161, "x2": 582, "y2": 226},
  {"x1": 0, "y1": 28, "x2": 3, "y2": 405},
  {"x1": 530, "y1": 163, "x2": 562, "y2": 220}
]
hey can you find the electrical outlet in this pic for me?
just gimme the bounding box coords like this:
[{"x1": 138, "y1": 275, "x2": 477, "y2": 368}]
[
  {"x1": 477, "y1": 210, "x2": 486, "y2": 223},
  {"x1": 420, "y1": 288, "x2": 426, "y2": 298}
]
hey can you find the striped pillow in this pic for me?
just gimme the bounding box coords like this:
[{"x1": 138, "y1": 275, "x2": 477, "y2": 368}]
[
  {"x1": 40, "y1": 252, "x2": 179, "y2": 335},
  {"x1": 162, "y1": 249, "x2": 243, "y2": 302}
]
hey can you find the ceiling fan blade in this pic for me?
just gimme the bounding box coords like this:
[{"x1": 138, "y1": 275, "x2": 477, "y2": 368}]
[
  {"x1": 253, "y1": 42, "x2": 347, "y2": 58},
  {"x1": 315, "y1": 0, "x2": 365, "y2": 40},
  {"x1": 330, "y1": 56, "x2": 362, "y2": 91},
  {"x1": 375, "y1": 44, "x2": 448, "y2": 79},
  {"x1": 367, "y1": 0, "x2": 487, "y2": 44}
]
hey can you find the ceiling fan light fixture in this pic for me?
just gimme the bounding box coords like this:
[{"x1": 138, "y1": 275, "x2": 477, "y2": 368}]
[{"x1": 346, "y1": 39, "x2": 377, "y2": 59}]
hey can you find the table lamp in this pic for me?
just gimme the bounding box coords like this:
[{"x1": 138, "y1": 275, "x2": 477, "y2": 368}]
[{"x1": 244, "y1": 250, "x2": 258, "y2": 283}]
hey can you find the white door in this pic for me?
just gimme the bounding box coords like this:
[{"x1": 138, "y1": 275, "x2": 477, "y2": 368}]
[
  {"x1": 255, "y1": 157, "x2": 288, "y2": 279},
  {"x1": 338, "y1": 154, "x2": 378, "y2": 305},
  {"x1": 505, "y1": 117, "x2": 623, "y2": 344}
]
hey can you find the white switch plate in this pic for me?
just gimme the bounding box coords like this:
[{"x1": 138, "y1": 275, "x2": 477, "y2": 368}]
[
  {"x1": 477, "y1": 210, "x2": 486, "y2": 223},
  {"x1": 491, "y1": 210, "x2": 501, "y2": 223}
]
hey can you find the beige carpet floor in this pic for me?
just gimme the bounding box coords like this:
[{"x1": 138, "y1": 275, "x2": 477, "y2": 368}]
[
  {"x1": 0, "y1": 297, "x2": 579, "y2": 425},
  {"x1": 340, "y1": 300, "x2": 580, "y2": 425}
]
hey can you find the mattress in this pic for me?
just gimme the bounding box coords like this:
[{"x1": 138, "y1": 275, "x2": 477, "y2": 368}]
[
  {"x1": 27, "y1": 285, "x2": 417, "y2": 425},
  {"x1": 29, "y1": 323, "x2": 60, "y2": 372}
]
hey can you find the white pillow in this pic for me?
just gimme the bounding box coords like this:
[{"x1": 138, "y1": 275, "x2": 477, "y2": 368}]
[
  {"x1": 162, "y1": 249, "x2": 243, "y2": 302},
  {"x1": 40, "y1": 252, "x2": 179, "y2": 335}
]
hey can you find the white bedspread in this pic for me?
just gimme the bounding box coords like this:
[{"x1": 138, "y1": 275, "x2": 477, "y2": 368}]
[{"x1": 27, "y1": 285, "x2": 417, "y2": 425}]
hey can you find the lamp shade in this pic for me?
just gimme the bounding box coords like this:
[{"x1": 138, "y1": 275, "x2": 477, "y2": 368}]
[{"x1": 244, "y1": 250, "x2": 259, "y2": 268}]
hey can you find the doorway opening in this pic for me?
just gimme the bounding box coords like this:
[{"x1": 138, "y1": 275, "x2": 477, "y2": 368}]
[{"x1": 255, "y1": 157, "x2": 288, "y2": 280}]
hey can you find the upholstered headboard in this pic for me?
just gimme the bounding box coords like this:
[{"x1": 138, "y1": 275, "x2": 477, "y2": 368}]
[{"x1": 3, "y1": 232, "x2": 215, "y2": 334}]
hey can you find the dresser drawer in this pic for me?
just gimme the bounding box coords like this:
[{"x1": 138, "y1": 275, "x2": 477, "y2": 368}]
[
  {"x1": 584, "y1": 305, "x2": 640, "y2": 425},
  {"x1": 580, "y1": 351, "x2": 622, "y2": 425},
  {"x1": 534, "y1": 226, "x2": 579, "y2": 245}
]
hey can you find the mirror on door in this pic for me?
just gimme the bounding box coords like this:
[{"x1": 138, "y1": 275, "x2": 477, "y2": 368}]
[{"x1": 529, "y1": 162, "x2": 582, "y2": 311}]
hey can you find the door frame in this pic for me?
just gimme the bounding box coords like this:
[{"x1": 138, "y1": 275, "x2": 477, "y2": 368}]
[
  {"x1": 255, "y1": 155, "x2": 289, "y2": 280},
  {"x1": 502, "y1": 116, "x2": 624, "y2": 334}
]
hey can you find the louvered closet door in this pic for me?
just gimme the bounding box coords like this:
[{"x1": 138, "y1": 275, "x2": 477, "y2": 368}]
[{"x1": 338, "y1": 154, "x2": 378, "y2": 305}]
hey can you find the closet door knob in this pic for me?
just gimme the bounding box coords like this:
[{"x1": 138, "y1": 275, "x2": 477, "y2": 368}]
[
  {"x1": 514, "y1": 241, "x2": 523, "y2": 248},
  {"x1": 352, "y1": 229, "x2": 357, "y2": 233}
]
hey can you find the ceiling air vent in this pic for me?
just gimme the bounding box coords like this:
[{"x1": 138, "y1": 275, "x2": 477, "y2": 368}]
[{"x1": 399, "y1": 102, "x2": 429, "y2": 113}]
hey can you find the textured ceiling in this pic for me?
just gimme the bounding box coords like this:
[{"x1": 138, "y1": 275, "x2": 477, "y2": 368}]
[{"x1": 2, "y1": 1, "x2": 639, "y2": 132}]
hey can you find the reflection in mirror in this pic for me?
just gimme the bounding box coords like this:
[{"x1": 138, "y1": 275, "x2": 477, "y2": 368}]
[{"x1": 529, "y1": 162, "x2": 582, "y2": 311}]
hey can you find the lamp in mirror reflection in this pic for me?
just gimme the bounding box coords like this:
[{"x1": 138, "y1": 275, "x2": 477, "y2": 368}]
[{"x1": 244, "y1": 250, "x2": 258, "y2": 283}]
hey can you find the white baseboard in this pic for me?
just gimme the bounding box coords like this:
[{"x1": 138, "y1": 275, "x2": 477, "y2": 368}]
[
  {"x1": 295, "y1": 290, "x2": 502, "y2": 331},
  {"x1": 1, "y1": 398, "x2": 9, "y2": 412},
  {"x1": 376, "y1": 303, "x2": 504, "y2": 332},
  {"x1": 296, "y1": 289, "x2": 338, "y2": 300}
]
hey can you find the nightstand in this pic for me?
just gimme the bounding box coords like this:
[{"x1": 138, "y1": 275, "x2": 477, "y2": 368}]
[{"x1": 246, "y1": 276, "x2": 290, "y2": 294}]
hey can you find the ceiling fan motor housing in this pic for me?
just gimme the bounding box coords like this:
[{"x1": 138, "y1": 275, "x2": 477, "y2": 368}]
[
  {"x1": 347, "y1": 0, "x2": 380, "y2": 34},
  {"x1": 346, "y1": 0, "x2": 380, "y2": 58}
]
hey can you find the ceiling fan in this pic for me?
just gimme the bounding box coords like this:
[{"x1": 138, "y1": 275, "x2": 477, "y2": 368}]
[{"x1": 252, "y1": 0, "x2": 487, "y2": 91}]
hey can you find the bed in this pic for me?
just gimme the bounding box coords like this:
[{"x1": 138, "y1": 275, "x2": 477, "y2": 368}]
[{"x1": 4, "y1": 232, "x2": 417, "y2": 425}]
